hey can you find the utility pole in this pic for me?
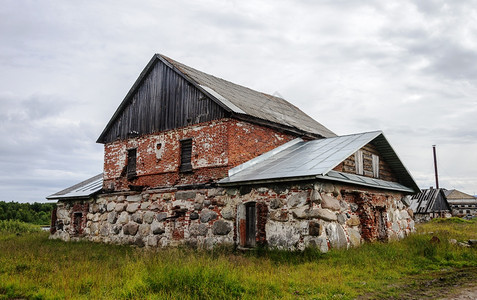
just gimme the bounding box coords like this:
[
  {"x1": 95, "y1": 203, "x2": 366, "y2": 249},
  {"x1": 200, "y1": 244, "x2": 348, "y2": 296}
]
[{"x1": 432, "y1": 145, "x2": 439, "y2": 189}]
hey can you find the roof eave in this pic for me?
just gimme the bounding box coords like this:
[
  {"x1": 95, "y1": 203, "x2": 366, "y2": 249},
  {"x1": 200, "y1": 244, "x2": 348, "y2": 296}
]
[
  {"x1": 46, "y1": 191, "x2": 100, "y2": 201},
  {"x1": 232, "y1": 113, "x2": 324, "y2": 139},
  {"x1": 219, "y1": 173, "x2": 415, "y2": 193}
]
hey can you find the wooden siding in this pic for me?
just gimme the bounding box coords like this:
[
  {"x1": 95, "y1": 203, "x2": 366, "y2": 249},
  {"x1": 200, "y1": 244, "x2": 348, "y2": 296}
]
[
  {"x1": 334, "y1": 143, "x2": 399, "y2": 182},
  {"x1": 100, "y1": 60, "x2": 227, "y2": 143}
]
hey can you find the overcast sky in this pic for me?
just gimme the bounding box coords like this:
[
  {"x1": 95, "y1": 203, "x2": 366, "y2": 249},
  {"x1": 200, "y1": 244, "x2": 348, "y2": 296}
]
[{"x1": 1, "y1": 0, "x2": 476, "y2": 203}]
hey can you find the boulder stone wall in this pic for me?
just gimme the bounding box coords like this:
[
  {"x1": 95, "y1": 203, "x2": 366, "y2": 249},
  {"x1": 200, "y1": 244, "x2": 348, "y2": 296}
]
[{"x1": 50, "y1": 181, "x2": 415, "y2": 251}]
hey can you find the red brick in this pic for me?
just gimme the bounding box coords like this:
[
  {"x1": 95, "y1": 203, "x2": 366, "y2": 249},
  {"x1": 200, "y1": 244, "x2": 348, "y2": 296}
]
[{"x1": 103, "y1": 118, "x2": 296, "y2": 191}]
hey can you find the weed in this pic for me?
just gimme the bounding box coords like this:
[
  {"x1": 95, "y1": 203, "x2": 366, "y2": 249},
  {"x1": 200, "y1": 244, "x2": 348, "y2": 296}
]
[
  {"x1": 0, "y1": 220, "x2": 41, "y2": 235},
  {"x1": 0, "y1": 220, "x2": 475, "y2": 299}
]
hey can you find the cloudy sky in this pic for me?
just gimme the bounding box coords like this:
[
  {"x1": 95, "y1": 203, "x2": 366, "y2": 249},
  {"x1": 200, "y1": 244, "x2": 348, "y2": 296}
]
[{"x1": 1, "y1": 0, "x2": 476, "y2": 203}]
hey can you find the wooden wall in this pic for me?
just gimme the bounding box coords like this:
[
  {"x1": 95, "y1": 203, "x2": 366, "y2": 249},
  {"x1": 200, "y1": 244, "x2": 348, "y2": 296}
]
[
  {"x1": 333, "y1": 143, "x2": 399, "y2": 182},
  {"x1": 100, "y1": 60, "x2": 227, "y2": 143}
]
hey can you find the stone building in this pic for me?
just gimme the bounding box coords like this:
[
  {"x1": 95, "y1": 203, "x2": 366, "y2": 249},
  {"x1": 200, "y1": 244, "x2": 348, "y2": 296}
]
[{"x1": 47, "y1": 54, "x2": 420, "y2": 251}]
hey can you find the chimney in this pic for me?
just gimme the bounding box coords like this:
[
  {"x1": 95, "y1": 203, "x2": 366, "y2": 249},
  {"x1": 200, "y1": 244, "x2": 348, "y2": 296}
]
[{"x1": 433, "y1": 145, "x2": 439, "y2": 189}]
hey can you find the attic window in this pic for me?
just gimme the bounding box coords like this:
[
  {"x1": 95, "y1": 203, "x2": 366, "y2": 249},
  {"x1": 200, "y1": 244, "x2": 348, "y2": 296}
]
[
  {"x1": 127, "y1": 148, "x2": 137, "y2": 180},
  {"x1": 180, "y1": 139, "x2": 192, "y2": 172},
  {"x1": 355, "y1": 150, "x2": 364, "y2": 175}
]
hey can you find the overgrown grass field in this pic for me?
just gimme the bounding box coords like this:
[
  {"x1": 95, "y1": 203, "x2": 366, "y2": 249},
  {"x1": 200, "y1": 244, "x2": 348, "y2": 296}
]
[{"x1": 0, "y1": 218, "x2": 476, "y2": 299}]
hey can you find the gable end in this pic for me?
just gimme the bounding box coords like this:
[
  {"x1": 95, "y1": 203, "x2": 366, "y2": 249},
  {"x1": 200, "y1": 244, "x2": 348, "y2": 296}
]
[{"x1": 97, "y1": 56, "x2": 229, "y2": 144}]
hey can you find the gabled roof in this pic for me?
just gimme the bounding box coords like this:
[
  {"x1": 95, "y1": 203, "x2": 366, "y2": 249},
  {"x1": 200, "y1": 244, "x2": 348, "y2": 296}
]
[
  {"x1": 97, "y1": 54, "x2": 336, "y2": 143},
  {"x1": 409, "y1": 188, "x2": 451, "y2": 213},
  {"x1": 219, "y1": 131, "x2": 420, "y2": 193},
  {"x1": 46, "y1": 174, "x2": 103, "y2": 200},
  {"x1": 444, "y1": 189, "x2": 476, "y2": 200}
]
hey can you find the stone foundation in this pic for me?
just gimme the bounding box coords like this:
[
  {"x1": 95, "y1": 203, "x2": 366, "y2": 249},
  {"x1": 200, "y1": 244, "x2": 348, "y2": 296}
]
[{"x1": 51, "y1": 181, "x2": 415, "y2": 251}]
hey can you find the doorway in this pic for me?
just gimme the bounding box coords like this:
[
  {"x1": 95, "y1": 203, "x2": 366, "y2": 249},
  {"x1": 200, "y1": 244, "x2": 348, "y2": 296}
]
[{"x1": 245, "y1": 202, "x2": 256, "y2": 247}]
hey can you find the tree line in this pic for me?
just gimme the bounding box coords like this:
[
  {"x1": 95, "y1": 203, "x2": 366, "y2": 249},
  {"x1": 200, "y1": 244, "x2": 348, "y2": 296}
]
[{"x1": 0, "y1": 201, "x2": 55, "y2": 225}]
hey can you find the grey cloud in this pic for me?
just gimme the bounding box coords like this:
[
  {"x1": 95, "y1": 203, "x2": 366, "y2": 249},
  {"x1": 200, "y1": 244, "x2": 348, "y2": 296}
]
[
  {"x1": 0, "y1": 93, "x2": 102, "y2": 202},
  {"x1": 1, "y1": 0, "x2": 476, "y2": 201}
]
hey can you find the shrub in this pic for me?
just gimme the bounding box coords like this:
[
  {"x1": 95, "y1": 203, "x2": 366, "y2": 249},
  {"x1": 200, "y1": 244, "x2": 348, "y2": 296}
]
[{"x1": 0, "y1": 220, "x2": 42, "y2": 234}]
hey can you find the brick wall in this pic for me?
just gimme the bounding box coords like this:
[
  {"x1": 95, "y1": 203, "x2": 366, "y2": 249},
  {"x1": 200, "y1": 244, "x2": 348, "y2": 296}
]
[
  {"x1": 103, "y1": 118, "x2": 296, "y2": 191},
  {"x1": 227, "y1": 120, "x2": 295, "y2": 167}
]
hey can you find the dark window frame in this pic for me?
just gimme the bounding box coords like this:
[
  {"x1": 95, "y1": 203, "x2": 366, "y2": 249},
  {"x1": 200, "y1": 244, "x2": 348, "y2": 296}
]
[
  {"x1": 73, "y1": 212, "x2": 83, "y2": 235},
  {"x1": 126, "y1": 148, "x2": 137, "y2": 180},
  {"x1": 179, "y1": 138, "x2": 193, "y2": 173}
]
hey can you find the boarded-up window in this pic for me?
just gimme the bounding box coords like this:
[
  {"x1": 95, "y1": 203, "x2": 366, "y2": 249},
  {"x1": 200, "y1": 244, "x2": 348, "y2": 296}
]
[
  {"x1": 372, "y1": 154, "x2": 379, "y2": 178},
  {"x1": 355, "y1": 150, "x2": 364, "y2": 175},
  {"x1": 180, "y1": 139, "x2": 192, "y2": 172},
  {"x1": 127, "y1": 148, "x2": 137, "y2": 179}
]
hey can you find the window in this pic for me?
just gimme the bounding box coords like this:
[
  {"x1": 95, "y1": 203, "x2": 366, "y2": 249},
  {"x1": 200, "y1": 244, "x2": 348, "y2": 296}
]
[
  {"x1": 355, "y1": 150, "x2": 364, "y2": 175},
  {"x1": 73, "y1": 212, "x2": 83, "y2": 235},
  {"x1": 180, "y1": 139, "x2": 192, "y2": 172},
  {"x1": 372, "y1": 154, "x2": 379, "y2": 178},
  {"x1": 127, "y1": 148, "x2": 137, "y2": 180}
]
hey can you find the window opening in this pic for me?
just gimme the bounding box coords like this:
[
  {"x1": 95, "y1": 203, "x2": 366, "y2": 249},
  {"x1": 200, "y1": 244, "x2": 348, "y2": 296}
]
[
  {"x1": 127, "y1": 148, "x2": 137, "y2": 180},
  {"x1": 73, "y1": 212, "x2": 83, "y2": 235},
  {"x1": 376, "y1": 207, "x2": 387, "y2": 242},
  {"x1": 180, "y1": 139, "x2": 192, "y2": 172}
]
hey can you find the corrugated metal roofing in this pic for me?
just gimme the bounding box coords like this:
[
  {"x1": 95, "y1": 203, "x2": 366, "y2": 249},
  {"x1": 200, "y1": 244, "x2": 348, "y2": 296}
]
[
  {"x1": 46, "y1": 174, "x2": 103, "y2": 200},
  {"x1": 160, "y1": 55, "x2": 337, "y2": 138},
  {"x1": 219, "y1": 131, "x2": 420, "y2": 193}
]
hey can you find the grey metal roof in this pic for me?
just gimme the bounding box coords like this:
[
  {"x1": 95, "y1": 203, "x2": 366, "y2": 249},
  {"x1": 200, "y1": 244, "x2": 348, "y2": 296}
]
[
  {"x1": 160, "y1": 55, "x2": 336, "y2": 138},
  {"x1": 322, "y1": 171, "x2": 414, "y2": 193},
  {"x1": 46, "y1": 174, "x2": 103, "y2": 200},
  {"x1": 219, "y1": 131, "x2": 420, "y2": 193}
]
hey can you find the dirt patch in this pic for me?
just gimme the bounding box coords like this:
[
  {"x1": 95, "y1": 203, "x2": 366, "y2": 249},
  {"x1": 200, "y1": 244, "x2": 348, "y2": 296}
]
[{"x1": 358, "y1": 267, "x2": 477, "y2": 299}]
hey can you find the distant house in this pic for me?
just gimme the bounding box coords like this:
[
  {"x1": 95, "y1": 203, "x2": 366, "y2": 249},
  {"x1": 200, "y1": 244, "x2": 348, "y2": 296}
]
[
  {"x1": 445, "y1": 189, "x2": 477, "y2": 217},
  {"x1": 47, "y1": 54, "x2": 420, "y2": 251},
  {"x1": 409, "y1": 188, "x2": 452, "y2": 222}
]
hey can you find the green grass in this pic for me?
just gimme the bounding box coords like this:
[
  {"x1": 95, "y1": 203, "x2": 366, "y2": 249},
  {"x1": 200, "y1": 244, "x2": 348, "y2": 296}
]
[
  {"x1": 0, "y1": 219, "x2": 42, "y2": 236},
  {"x1": 0, "y1": 219, "x2": 476, "y2": 299}
]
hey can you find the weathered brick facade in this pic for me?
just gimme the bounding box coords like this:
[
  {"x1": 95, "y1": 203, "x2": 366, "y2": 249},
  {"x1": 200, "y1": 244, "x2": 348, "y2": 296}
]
[{"x1": 103, "y1": 118, "x2": 295, "y2": 192}]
